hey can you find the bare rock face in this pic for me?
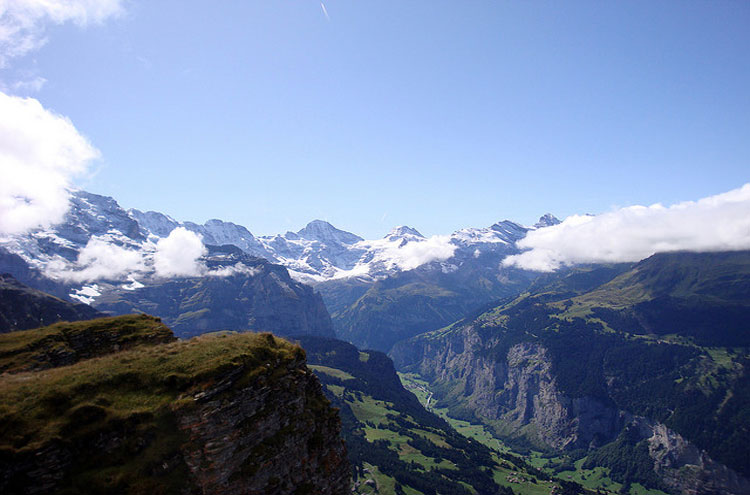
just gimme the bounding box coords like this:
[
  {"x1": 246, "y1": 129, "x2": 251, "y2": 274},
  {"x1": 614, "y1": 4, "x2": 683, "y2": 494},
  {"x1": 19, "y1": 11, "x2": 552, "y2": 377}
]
[
  {"x1": 178, "y1": 355, "x2": 351, "y2": 495},
  {"x1": 501, "y1": 342, "x2": 622, "y2": 450},
  {"x1": 394, "y1": 326, "x2": 621, "y2": 450},
  {"x1": 643, "y1": 421, "x2": 750, "y2": 495}
]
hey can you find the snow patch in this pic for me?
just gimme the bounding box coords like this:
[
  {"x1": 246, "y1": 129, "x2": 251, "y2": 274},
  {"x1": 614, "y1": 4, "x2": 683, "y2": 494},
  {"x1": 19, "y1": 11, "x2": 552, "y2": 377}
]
[
  {"x1": 122, "y1": 276, "x2": 144, "y2": 291},
  {"x1": 70, "y1": 284, "x2": 100, "y2": 305}
]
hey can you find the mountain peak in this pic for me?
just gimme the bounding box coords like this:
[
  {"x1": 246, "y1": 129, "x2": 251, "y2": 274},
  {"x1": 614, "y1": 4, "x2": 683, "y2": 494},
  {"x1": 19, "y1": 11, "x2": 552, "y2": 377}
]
[
  {"x1": 301, "y1": 219, "x2": 335, "y2": 230},
  {"x1": 385, "y1": 226, "x2": 424, "y2": 241},
  {"x1": 297, "y1": 220, "x2": 363, "y2": 245},
  {"x1": 204, "y1": 218, "x2": 227, "y2": 226},
  {"x1": 534, "y1": 213, "x2": 561, "y2": 229}
]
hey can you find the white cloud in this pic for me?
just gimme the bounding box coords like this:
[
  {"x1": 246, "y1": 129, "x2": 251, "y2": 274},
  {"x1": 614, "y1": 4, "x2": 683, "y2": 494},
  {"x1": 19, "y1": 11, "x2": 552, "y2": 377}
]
[
  {"x1": 384, "y1": 235, "x2": 457, "y2": 271},
  {"x1": 0, "y1": 92, "x2": 99, "y2": 234},
  {"x1": 7, "y1": 75, "x2": 47, "y2": 92},
  {"x1": 341, "y1": 235, "x2": 457, "y2": 277},
  {"x1": 503, "y1": 184, "x2": 750, "y2": 272},
  {"x1": 0, "y1": 1, "x2": 124, "y2": 234},
  {"x1": 207, "y1": 262, "x2": 260, "y2": 278},
  {"x1": 69, "y1": 283, "x2": 100, "y2": 304},
  {"x1": 153, "y1": 227, "x2": 207, "y2": 278},
  {"x1": 47, "y1": 237, "x2": 146, "y2": 282},
  {"x1": 0, "y1": 0, "x2": 124, "y2": 67}
]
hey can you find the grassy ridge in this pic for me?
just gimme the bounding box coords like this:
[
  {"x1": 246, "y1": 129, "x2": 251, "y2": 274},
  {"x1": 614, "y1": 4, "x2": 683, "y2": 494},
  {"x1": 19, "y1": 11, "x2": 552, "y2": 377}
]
[
  {"x1": 0, "y1": 314, "x2": 174, "y2": 373},
  {"x1": 0, "y1": 329, "x2": 304, "y2": 451},
  {"x1": 0, "y1": 316, "x2": 310, "y2": 494}
]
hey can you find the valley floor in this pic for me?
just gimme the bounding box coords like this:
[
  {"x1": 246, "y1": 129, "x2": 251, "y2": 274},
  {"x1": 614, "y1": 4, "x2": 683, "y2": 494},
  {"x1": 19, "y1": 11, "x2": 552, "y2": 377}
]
[{"x1": 398, "y1": 373, "x2": 670, "y2": 495}]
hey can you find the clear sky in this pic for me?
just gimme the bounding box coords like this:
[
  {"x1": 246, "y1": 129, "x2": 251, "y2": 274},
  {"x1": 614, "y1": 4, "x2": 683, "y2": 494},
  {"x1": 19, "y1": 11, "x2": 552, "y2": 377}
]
[{"x1": 5, "y1": 1, "x2": 750, "y2": 239}]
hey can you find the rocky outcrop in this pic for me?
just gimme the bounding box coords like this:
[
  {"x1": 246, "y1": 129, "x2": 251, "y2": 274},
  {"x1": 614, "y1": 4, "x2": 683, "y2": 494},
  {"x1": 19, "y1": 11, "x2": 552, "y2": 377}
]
[
  {"x1": 642, "y1": 421, "x2": 750, "y2": 495},
  {"x1": 179, "y1": 353, "x2": 350, "y2": 494},
  {"x1": 0, "y1": 322, "x2": 350, "y2": 494}
]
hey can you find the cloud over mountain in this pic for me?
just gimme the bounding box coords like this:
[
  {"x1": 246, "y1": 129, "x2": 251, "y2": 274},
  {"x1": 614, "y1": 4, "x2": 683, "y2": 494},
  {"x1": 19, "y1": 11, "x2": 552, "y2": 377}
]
[
  {"x1": 0, "y1": 0, "x2": 124, "y2": 235},
  {"x1": 0, "y1": 93, "x2": 99, "y2": 234},
  {"x1": 365, "y1": 235, "x2": 457, "y2": 272},
  {"x1": 154, "y1": 227, "x2": 207, "y2": 278},
  {"x1": 47, "y1": 237, "x2": 146, "y2": 283},
  {"x1": 503, "y1": 184, "x2": 750, "y2": 272}
]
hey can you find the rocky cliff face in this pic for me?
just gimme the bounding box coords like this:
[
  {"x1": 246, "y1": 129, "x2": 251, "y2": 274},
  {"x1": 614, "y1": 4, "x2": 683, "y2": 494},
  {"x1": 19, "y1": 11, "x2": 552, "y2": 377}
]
[
  {"x1": 392, "y1": 324, "x2": 750, "y2": 495},
  {"x1": 642, "y1": 420, "x2": 750, "y2": 495},
  {"x1": 0, "y1": 317, "x2": 350, "y2": 494},
  {"x1": 177, "y1": 349, "x2": 350, "y2": 495},
  {"x1": 392, "y1": 326, "x2": 622, "y2": 451}
]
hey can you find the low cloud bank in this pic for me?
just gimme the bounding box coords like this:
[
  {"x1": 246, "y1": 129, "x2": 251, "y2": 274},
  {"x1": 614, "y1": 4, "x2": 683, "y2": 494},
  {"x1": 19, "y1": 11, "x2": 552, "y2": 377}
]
[
  {"x1": 384, "y1": 235, "x2": 457, "y2": 271},
  {"x1": 503, "y1": 184, "x2": 750, "y2": 272},
  {"x1": 47, "y1": 238, "x2": 145, "y2": 283},
  {"x1": 46, "y1": 228, "x2": 261, "y2": 282},
  {"x1": 345, "y1": 235, "x2": 457, "y2": 276},
  {"x1": 208, "y1": 263, "x2": 261, "y2": 278}
]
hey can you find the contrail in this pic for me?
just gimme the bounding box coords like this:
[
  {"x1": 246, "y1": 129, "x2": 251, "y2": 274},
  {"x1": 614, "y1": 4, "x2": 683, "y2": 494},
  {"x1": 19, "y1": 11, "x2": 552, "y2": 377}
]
[{"x1": 320, "y1": 2, "x2": 330, "y2": 21}]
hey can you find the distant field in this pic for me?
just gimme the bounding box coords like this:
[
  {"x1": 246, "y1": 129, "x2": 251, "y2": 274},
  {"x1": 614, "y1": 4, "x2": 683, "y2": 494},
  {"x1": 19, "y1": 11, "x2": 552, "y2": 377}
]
[{"x1": 398, "y1": 372, "x2": 670, "y2": 495}]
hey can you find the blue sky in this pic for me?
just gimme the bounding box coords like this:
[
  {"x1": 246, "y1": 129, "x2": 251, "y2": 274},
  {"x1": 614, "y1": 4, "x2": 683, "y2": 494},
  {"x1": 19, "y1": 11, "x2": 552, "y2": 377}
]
[{"x1": 5, "y1": 1, "x2": 750, "y2": 239}]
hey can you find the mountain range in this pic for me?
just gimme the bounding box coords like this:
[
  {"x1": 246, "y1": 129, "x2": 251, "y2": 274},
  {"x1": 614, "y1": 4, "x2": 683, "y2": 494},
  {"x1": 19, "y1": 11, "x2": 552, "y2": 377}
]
[
  {"x1": 0, "y1": 189, "x2": 556, "y2": 342},
  {"x1": 1, "y1": 189, "x2": 558, "y2": 288}
]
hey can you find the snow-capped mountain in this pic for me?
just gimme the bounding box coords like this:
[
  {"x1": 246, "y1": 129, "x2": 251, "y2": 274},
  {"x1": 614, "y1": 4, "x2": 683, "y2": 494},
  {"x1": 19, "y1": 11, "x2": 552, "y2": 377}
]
[
  {"x1": 1, "y1": 191, "x2": 145, "y2": 274},
  {"x1": 0, "y1": 190, "x2": 559, "y2": 297},
  {"x1": 383, "y1": 226, "x2": 424, "y2": 242},
  {"x1": 534, "y1": 213, "x2": 562, "y2": 229},
  {"x1": 255, "y1": 220, "x2": 365, "y2": 279}
]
